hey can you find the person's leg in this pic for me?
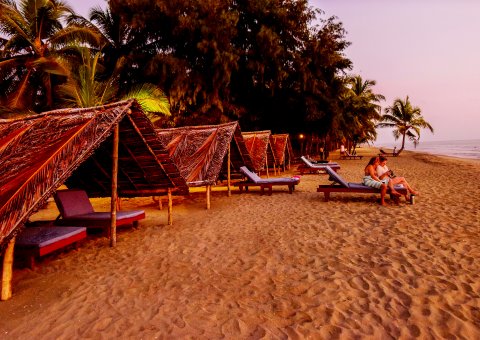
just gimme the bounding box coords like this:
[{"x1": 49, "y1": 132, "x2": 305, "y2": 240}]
[
  {"x1": 392, "y1": 177, "x2": 418, "y2": 195},
  {"x1": 387, "y1": 180, "x2": 402, "y2": 197},
  {"x1": 380, "y1": 184, "x2": 387, "y2": 206}
]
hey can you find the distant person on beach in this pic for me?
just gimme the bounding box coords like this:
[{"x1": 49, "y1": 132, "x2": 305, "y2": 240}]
[
  {"x1": 376, "y1": 156, "x2": 419, "y2": 200},
  {"x1": 363, "y1": 156, "x2": 402, "y2": 206}
]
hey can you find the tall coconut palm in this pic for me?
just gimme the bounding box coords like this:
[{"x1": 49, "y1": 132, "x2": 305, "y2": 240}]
[
  {"x1": 68, "y1": 5, "x2": 158, "y2": 88},
  {"x1": 378, "y1": 96, "x2": 433, "y2": 154},
  {"x1": 342, "y1": 75, "x2": 385, "y2": 152},
  {"x1": 0, "y1": 0, "x2": 99, "y2": 113}
]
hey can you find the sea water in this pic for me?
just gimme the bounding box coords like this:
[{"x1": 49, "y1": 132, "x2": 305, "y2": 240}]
[{"x1": 377, "y1": 139, "x2": 480, "y2": 160}]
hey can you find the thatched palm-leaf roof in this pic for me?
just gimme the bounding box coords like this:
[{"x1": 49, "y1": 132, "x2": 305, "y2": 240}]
[
  {"x1": 271, "y1": 134, "x2": 294, "y2": 168},
  {"x1": 156, "y1": 122, "x2": 253, "y2": 186},
  {"x1": 0, "y1": 100, "x2": 187, "y2": 251},
  {"x1": 242, "y1": 131, "x2": 276, "y2": 172}
]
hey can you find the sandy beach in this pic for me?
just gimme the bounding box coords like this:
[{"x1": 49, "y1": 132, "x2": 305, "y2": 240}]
[{"x1": 1, "y1": 148, "x2": 479, "y2": 338}]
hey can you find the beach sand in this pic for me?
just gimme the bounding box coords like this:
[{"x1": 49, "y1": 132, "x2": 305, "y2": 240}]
[{"x1": 1, "y1": 148, "x2": 479, "y2": 338}]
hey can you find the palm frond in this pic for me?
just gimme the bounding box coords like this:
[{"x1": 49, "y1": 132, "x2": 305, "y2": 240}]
[{"x1": 122, "y1": 83, "x2": 171, "y2": 120}]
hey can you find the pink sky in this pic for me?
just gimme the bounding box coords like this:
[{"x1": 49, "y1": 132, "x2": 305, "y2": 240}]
[
  {"x1": 313, "y1": 0, "x2": 480, "y2": 142},
  {"x1": 72, "y1": 1, "x2": 479, "y2": 143}
]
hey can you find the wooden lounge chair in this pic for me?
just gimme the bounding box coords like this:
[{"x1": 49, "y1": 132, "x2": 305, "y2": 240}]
[
  {"x1": 235, "y1": 166, "x2": 300, "y2": 195},
  {"x1": 15, "y1": 225, "x2": 86, "y2": 269},
  {"x1": 54, "y1": 189, "x2": 145, "y2": 229},
  {"x1": 378, "y1": 149, "x2": 398, "y2": 157},
  {"x1": 340, "y1": 151, "x2": 363, "y2": 160},
  {"x1": 298, "y1": 156, "x2": 341, "y2": 174},
  {"x1": 317, "y1": 166, "x2": 412, "y2": 203}
]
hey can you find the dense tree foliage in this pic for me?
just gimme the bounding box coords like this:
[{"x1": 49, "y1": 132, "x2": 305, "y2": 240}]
[
  {"x1": 110, "y1": 0, "x2": 353, "y2": 134},
  {"x1": 0, "y1": 0, "x2": 392, "y2": 149}
]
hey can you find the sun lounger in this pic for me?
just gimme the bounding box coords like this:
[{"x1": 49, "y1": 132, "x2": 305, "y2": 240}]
[
  {"x1": 298, "y1": 156, "x2": 340, "y2": 174},
  {"x1": 378, "y1": 149, "x2": 398, "y2": 157},
  {"x1": 340, "y1": 151, "x2": 363, "y2": 160},
  {"x1": 316, "y1": 166, "x2": 411, "y2": 203},
  {"x1": 15, "y1": 225, "x2": 86, "y2": 269},
  {"x1": 54, "y1": 189, "x2": 145, "y2": 229},
  {"x1": 235, "y1": 166, "x2": 300, "y2": 195}
]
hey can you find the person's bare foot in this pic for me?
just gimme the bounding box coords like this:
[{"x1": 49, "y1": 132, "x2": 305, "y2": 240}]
[{"x1": 380, "y1": 201, "x2": 388, "y2": 206}]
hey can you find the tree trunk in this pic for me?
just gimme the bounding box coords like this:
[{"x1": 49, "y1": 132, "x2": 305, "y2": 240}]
[{"x1": 397, "y1": 132, "x2": 406, "y2": 155}]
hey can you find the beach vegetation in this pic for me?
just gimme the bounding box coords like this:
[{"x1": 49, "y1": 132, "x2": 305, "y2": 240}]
[
  {"x1": 0, "y1": 0, "x2": 391, "y2": 153},
  {"x1": 0, "y1": 0, "x2": 99, "y2": 115},
  {"x1": 340, "y1": 75, "x2": 385, "y2": 153},
  {"x1": 378, "y1": 96, "x2": 434, "y2": 154},
  {"x1": 56, "y1": 47, "x2": 170, "y2": 122}
]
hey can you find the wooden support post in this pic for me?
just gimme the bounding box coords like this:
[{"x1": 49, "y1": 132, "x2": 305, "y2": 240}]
[
  {"x1": 158, "y1": 197, "x2": 163, "y2": 210},
  {"x1": 206, "y1": 185, "x2": 211, "y2": 210},
  {"x1": 110, "y1": 123, "x2": 119, "y2": 247},
  {"x1": 266, "y1": 159, "x2": 269, "y2": 178},
  {"x1": 1, "y1": 237, "x2": 15, "y2": 301},
  {"x1": 167, "y1": 188, "x2": 173, "y2": 225},
  {"x1": 227, "y1": 144, "x2": 231, "y2": 197}
]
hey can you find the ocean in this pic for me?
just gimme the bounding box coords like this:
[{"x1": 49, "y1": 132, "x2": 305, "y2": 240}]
[{"x1": 375, "y1": 139, "x2": 480, "y2": 160}]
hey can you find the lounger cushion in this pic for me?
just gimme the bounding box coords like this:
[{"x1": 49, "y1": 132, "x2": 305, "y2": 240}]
[
  {"x1": 325, "y1": 166, "x2": 349, "y2": 187},
  {"x1": 66, "y1": 211, "x2": 145, "y2": 221},
  {"x1": 300, "y1": 156, "x2": 339, "y2": 168},
  {"x1": 240, "y1": 166, "x2": 299, "y2": 184},
  {"x1": 55, "y1": 189, "x2": 94, "y2": 217},
  {"x1": 240, "y1": 166, "x2": 263, "y2": 182},
  {"x1": 255, "y1": 177, "x2": 299, "y2": 184},
  {"x1": 16, "y1": 226, "x2": 86, "y2": 248}
]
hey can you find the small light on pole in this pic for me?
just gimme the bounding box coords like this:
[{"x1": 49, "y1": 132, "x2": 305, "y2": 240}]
[{"x1": 299, "y1": 133, "x2": 305, "y2": 155}]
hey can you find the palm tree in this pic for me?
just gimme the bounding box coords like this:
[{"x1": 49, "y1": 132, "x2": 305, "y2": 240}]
[
  {"x1": 0, "y1": 0, "x2": 99, "y2": 114},
  {"x1": 57, "y1": 47, "x2": 170, "y2": 123},
  {"x1": 378, "y1": 96, "x2": 434, "y2": 154},
  {"x1": 342, "y1": 75, "x2": 385, "y2": 152},
  {"x1": 68, "y1": 5, "x2": 158, "y2": 88}
]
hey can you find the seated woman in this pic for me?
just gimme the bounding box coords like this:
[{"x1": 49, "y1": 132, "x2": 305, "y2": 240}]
[
  {"x1": 363, "y1": 156, "x2": 402, "y2": 206},
  {"x1": 376, "y1": 156, "x2": 419, "y2": 200}
]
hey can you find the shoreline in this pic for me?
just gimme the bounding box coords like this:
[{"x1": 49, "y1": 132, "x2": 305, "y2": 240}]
[
  {"x1": 1, "y1": 148, "x2": 479, "y2": 338},
  {"x1": 373, "y1": 139, "x2": 480, "y2": 161}
]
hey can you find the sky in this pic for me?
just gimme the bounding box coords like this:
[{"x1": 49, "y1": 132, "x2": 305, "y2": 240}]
[
  {"x1": 312, "y1": 0, "x2": 480, "y2": 143},
  {"x1": 71, "y1": 1, "x2": 479, "y2": 143}
]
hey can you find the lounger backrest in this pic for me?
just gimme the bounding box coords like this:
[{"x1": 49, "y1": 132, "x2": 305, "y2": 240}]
[
  {"x1": 324, "y1": 166, "x2": 349, "y2": 187},
  {"x1": 300, "y1": 156, "x2": 314, "y2": 167},
  {"x1": 240, "y1": 166, "x2": 262, "y2": 183},
  {"x1": 54, "y1": 189, "x2": 95, "y2": 218}
]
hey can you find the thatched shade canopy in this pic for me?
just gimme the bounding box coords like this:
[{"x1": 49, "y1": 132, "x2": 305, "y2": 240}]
[
  {"x1": 271, "y1": 134, "x2": 294, "y2": 169},
  {"x1": 156, "y1": 122, "x2": 253, "y2": 186},
  {"x1": 0, "y1": 100, "x2": 187, "y2": 251},
  {"x1": 242, "y1": 131, "x2": 276, "y2": 173}
]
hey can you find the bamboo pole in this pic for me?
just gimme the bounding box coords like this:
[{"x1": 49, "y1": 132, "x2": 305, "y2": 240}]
[
  {"x1": 266, "y1": 158, "x2": 269, "y2": 178},
  {"x1": 110, "y1": 124, "x2": 119, "y2": 247},
  {"x1": 158, "y1": 196, "x2": 163, "y2": 210},
  {"x1": 206, "y1": 185, "x2": 211, "y2": 210},
  {"x1": 167, "y1": 188, "x2": 173, "y2": 225},
  {"x1": 1, "y1": 237, "x2": 15, "y2": 301},
  {"x1": 227, "y1": 144, "x2": 231, "y2": 197}
]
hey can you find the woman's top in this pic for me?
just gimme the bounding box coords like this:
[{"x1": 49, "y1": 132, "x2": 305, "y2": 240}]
[{"x1": 376, "y1": 164, "x2": 389, "y2": 177}]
